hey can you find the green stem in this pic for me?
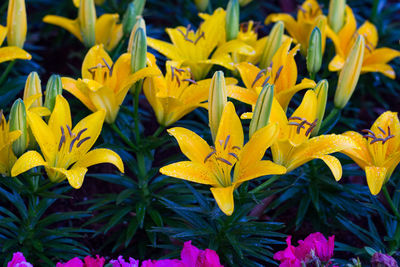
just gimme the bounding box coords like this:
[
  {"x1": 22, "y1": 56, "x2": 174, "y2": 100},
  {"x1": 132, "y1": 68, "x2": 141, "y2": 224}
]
[
  {"x1": 110, "y1": 123, "x2": 137, "y2": 150},
  {"x1": 133, "y1": 83, "x2": 142, "y2": 143},
  {"x1": 0, "y1": 60, "x2": 16, "y2": 86},
  {"x1": 250, "y1": 175, "x2": 280, "y2": 194},
  {"x1": 309, "y1": 72, "x2": 315, "y2": 81},
  {"x1": 382, "y1": 185, "x2": 400, "y2": 220},
  {"x1": 152, "y1": 125, "x2": 165, "y2": 138},
  {"x1": 320, "y1": 107, "x2": 341, "y2": 132}
]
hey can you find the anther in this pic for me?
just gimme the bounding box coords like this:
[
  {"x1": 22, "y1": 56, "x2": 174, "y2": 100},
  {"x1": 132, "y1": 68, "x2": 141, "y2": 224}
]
[
  {"x1": 378, "y1": 126, "x2": 386, "y2": 135},
  {"x1": 182, "y1": 78, "x2": 197, "y2": 84},
  {"x1": 298, "y1": 5, "x2": 306, "y2": 13},
  {"x1": 66, "y1": 124, "x2": 73, "y2": 137},
  {"x1": 58, "y1": 126, "x2": 66, "y2": 151},
  {"x1": 274, "y1": 66, "x2": 284, "y2": 83},
  {"x1": 362, "y1": 129, "x2": 375, "y2": 137},
  {"x1": 76, "y1": 128, "x2": 88, "y2": 140},
  {"x1": 232, "y1": 146, "x2": 241, "y2": 150},
  {"x1": 228, "y1": 152, "x2": 238, "y2": 160},
  {"x1": 194, "y1": 31, "x2": 205, "y2": 44},
  {"x1": 69, "y1": 137, "x2": 78, "y2": 152},
  {"x1": 261, "y1": 76, "x2": 271, "y2": 87},
  {"x1": 216, "y1": 157, "x2": 232, "y2": 166},
  {"x1": 382, "y1": 135, "x2": 395, "y2": 144},
  {"x1": 305, "y1": 119, "x2": 318, "y2": 136},
  {"x1": 297, "y1": 120, "x2": 307, "y2": 134},
  {"x1": 224, "y1": 135, "x2": 230, "y2": 150},
  {"x1": 0, "y1": 109, "x2": 3, "y2": 128},
  {"x1": 288, "y1": 116, "x2": 303, "y2": 121},
  {"x1": 370, "y1": 138, "x2": 384, "y2": 145},
  {"x1": 251, "y1": 69, "x2": 266, "y2": 87},
  {"x1": 204, "y1": 150, "x2": 216, "y2": 163},
  {"x1": 102, "y1": 58, "x2": 114, "y2": 76},
  {"x1": 77, "y1": 136, "x2": 91, "y2": 148}
]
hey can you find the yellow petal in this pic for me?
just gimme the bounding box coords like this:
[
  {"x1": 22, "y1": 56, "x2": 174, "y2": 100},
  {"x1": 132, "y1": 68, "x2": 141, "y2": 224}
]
[
  {"x1": 277, "y1": 78, "x2": 316, "y2": 110},
  {"x1": 198, "y1": 8, "x2": 226, "y2": 53},
  {"x1": 61, "y1": 77, "x2": 97, "y2": 112},
  {"x1": 74, "y1": 148, "x2": 124, "y2": 173},
  {"x1": 235, "y1": 62, "x2": 264, "y2": 89},
  {"x1": 88, "y1": 85, "x2": 118, "y2": 123},
  {"x1": 338, "y1": 6, "x2": 357, "y2": 55},
  {"x1": 81, "y1": 44, "x2": 113, "y2": 79},
  {"x1": 210, "y1": 186, "x2": 235, "y2": 216},
  {"x1": 160, "y1": 161, "x2": 217, "y2": 186},
  {"x1": 363, "y1": 48, "x2": 400, "y2": 66},
  {"x1": 215, "y1": 102, "x2": 244, "y2": 151},
  {"x1": 0, "y1": 25, "x2": 7, "y2": 46},
  {"x1": 370, "y1": 111, "x2": 400, "y2": 157},
  {"x1": 328, "y1": 55, "x2": 345, "y2": 71},
  {"x1": 265, "y1": 14, "x2": 298, "y2": 44},
  {"x1": 227, "y1": 85, "x2": 258, "y2": 106},
  {"x1": 365, "y1": 166, "x2": 387, "y2": 195},
  {"x1": 240, "y1": 112, "x2": 253, "y2": 119},
  {"x1": 234, "y1": 160, "x2": 286, "y2": 184},
  {"x1": 269, "y1": 98, "x2": 289, "y2": 140},
  {"x1": 314, "y1": 155, "x2": 342, "y2": 181},
  {"x1": 48, "y1": 166, "x2": 88, "y2": 189},
  {"x1": 0, "y1": 46, "x2": 31, "y2": 63},
  {"x1": 95, "y1": 14, "x2": 123, "y2": 51},
  {"x1": 147, "y1": 37, "x2": 182, "y2": 61},
  {"x1": 167, "y1": 127, "x2": 212, "y2": 163},
  {"x1": 361, "y1": 64, "x2": 396, "y2": 79},
  {"x1": 212, "y1": 40, "x2": 255, "y2": 59},
  {"x1": 43, "y1": 15, "x2": 82, "y2": 42},
  {"x1": 341, "y1": 131, "x2": 371, "y2": 169},
  {"x1": 11, "y1": 150, "x2": 47, "y2": 177},
  {"x1": 29, "y1": 107, "x2": 51, "y2": 117},
  {"x1": 358, "y1": 21, "x2": 378, "y2": 49},
  {"x1": 48, "y1": 95, "x2": 72, "y2": 144}
]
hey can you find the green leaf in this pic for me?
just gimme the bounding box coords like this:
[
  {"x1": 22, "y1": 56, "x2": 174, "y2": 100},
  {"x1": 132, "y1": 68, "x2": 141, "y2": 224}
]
[{"x1": 136, "y1": 202, "x2": 146, "y2": 228}]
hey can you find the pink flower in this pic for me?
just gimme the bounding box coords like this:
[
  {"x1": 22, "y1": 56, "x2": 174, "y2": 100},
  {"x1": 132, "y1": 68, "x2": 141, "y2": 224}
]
[
  {"x1": 84, "y1": 255, "x2": 105, "y2": 267},
  {"x1": 141, "y1": 259, "x2": 183, "y2": 267},
  {"x1": 7, "y1": 252, "x2": 33, "y2": 267},
  {"x1": 180, "y1": 241, "x2": 223, "y2": 267},
  {"x1": 110, "y1": 256, "x2": 139, "y2": 267},
  {"x1": 56, "y1": 257, "x2": 84, "y2": 267},
  {"x1": 273, "y1": 237, "x2": 301, "y2": 267}
]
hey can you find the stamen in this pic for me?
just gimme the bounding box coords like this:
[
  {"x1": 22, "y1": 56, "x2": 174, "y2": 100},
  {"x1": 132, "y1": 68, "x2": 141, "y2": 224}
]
[
  {"x1": 305, "y1": 119, "x2": 318, "y2": 136},
  {"x1": 297, "y1": 120, "x2": 307, "y2": 134},
  {"x1": 0, "y1": 109, "x2": 3, "y2": 128},
  {"x1": 224, "y1": 135, "x2": 230, "y2": 150},
  {"x1": 66, "y1": 124, "x2": 73, "y2": 137},
  {"x1": 288, "y1": 116, "x2": 303, "y2": 121},
  {"x1": 194, "y1": 31, "x2": 205, "y2": 44},
  {"x1": 251, "y1": 69, "x2": 266, "y2": 87},
  {"x1": 370, "y1": 138, "x2": 384, "y2": 145},
  {"x1": 261, "y1": 76, "x2": 271, "y2": 87},
  {"x1": 298, "y1": 5, "x2": 306, "y2": 13},
  {"x1": 378, "y1": 126, "x2": 386, "y2": 135},
  {"x1": 182, "y1": 78, "x2": 197, "y2": 84},
  {"x1": 219, "y1": 140, "x2": 224, "y2": 146},
  {"x1": 204, "y1": 150, "x2": 216, "y2": 163},
  {"x1": 232, "y1": 146, "x2": 241, "y2": 150},
  {"x1": 69, "y1": 137, "x2": 78, "y2": 152},
  {"x1": 102, "y1": 58, "x2": 114, "y2": 76},
  {"x1": 382, "y1": 135, "x2": 394, "y2": 144},
  {"x1": 388, "y1": 126, "x2": 391, "y2": 136},
  {"x1": 58, "y1": 126, "x2": 66, "y2": 151},
  {"x1": 216, "y1": 157, "x2": 232, "y2": 166},
  {"x1": 76, "y1": 128, "x2": 88, "y2": 140},
  {"x1": 77, "y1": 136, "x2": 91, "y2": 148},
  {"x1": 228, "y1": 152, "x2": 238, "y2": 160},
  {"x1": 274, "y1": 66, "x2": 284, "y2": 83},
  {"x1": 362, "y1": 129, "x2": 375, "y2": 136},
  {"x1": 363, "y1": 134, "x2": 376, "y2": 139},
  {"x1": 253, "y1": 21, "x2": 263, "y2": 33}
]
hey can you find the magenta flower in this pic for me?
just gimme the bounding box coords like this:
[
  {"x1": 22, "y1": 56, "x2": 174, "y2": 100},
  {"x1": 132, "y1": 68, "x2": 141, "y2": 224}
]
[
  {"x1": 56, "y1": 255, "x2": 105, "y2": 267},
  {"x1": 180, "y1": 241, "x2": 223, "y2": 267},
  {"x1": 110, "y1": 256, "x2": 139, "y2": 267},
  {"x1": 56, "y1": 257, "x2": 84, "y2": 267},
  {"x1": 141, "y1": 259, "x2": 183, "y2": 267},
  {"x1": 7, "y1": 252, "x2": 33, "y2": 267},
  {"x1": 273, "y1": 237, "x2": 301, "y2": 267}
]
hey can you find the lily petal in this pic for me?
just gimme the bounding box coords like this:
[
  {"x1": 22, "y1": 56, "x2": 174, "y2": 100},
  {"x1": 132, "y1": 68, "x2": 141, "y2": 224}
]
[
  {"x1": 74, "y1": 148, "x2": 124, "y2": 173},
  {"x1": 365, "y1": 166, "x2": 386, "y2": 195},
  {"x1": 361, "y1": 64, "x2": 396, "y2": 79},
  {"x1": 234, "y1": 160, "x2": 286, "y2": 184},
  {"x1": 43, "y1": 15, "x2": 82, "y2": 42},
  {"x1": 95, "y1": 14, "x2": 123, "y2": 51},
  {"x1": 328, "y1": 55, "x2": 345, "y2": 72},
  {"x1": 160, "y1": 161, "x2": 217, "y2": 186},
  {"x1": 48, "y1": 166, "x2": 88, "y2": 189},
  {"x1": 210, "y1": 186, "x2": 235, "y2": 216},
  {"x1": 11, "y1": 150, "x2": 47, "y2": 177},
  {"x1": 314, "y1": 155, "x2": 342, "y2": 181},
  {"x1": 147, "y1": 37, "x2": 182, "y2": 61},
  {"x1": 62, "y1": 77, "x2": 97, "y2": 112},
  {"x1": 0, "y1": 46, "x2": 31, "y2": 63},
  {"x1": 227, "y1": 85, "x2": 258, "y2": 106},
  {"x1": 81, "y1": 44, "x2": 113, "y2": 80},
  {"x1": 48, "y1": 95, "x2": 72, "y2": 143},
  {"x1": 341, "y1": 131, "x2": 371, "y2": 169},
  {"x1": 364, "y1": 48, "x2": 400, "y2": 66},
  {"x1": 215, "y1": 102, "x2": 244, "y2": 151}
]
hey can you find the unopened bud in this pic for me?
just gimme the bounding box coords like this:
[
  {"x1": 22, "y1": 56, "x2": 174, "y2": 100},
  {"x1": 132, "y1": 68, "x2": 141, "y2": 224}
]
[
  {"x1": 208, "y1": 71, "x2": 227, "y2": 141},
  {"x1": 311, "y1": 80, "x2": 328, "y2": 136},
  {"x1": 226, "y1": 0, "x2": 239, "y2": 41},
  {"x1": 334, "y1": 35, "x2": 364, "y2": 109},
  {"x1": 44, "y1": 74, "x2": 63, "y2": 112},
  {"x1": 23, "y1": 72, "x2": 42, "y2": 108},
  {"x1": 249, "y1": 84, "x2": 274, "y2": 138},
  {"x1": 122, "y1": 3, "x2": 136, "y2": 36},
  {"x1": 130, "y1": 28, "x2": 147, "y2": 74},
  {"x1": 328, "y1": 0, "x2": 346, "y2": 33},
  {"x1": 7, "y1": 0, "x2": 27, "y2": 48},
  {"x1": 78, "y1": 0, "x2": 96, "y2": 47},
  {"x1": 9, "y1": 99, "x2": 28, "y2": 157},
  {"x1": 133, "y1": 0, "x2": 146, "y2": 16},
  {"x1": 259, "y1": 21, "x2": 284, "y2": 69},
  {"x1": 128, "y1": 17, "x2": 146, "y2": 53},
  {"x1": 307, "y1": 27, "x2": 322, "y2": 76},
  {"x1": 194, "y1": 0, "x2": 209, "y2": 11}
]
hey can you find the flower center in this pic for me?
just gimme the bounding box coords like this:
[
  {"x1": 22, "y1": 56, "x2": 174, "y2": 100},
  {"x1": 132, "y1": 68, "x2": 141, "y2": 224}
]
[
  {"x1": 251, "y1": 64, "x2": 283, "y2": 88},
  {"x1": 288, "y1": 116, "x2": 318, "y2": 136},
  {"x1": 362, "y1": 126, "x2": 394, "y2": 144},
  {"x1": 87, "y1": 58, "x2": 114, "y2": 81},
  {"x1": 177, "y1": 24, "x2": 205, "y2": 44},
  {"x1": 170, "y1": 66, "x2": 197, "y2": 87},
  {"x1": 58, "y1": 125, "x2": 90, "y2": 153}
]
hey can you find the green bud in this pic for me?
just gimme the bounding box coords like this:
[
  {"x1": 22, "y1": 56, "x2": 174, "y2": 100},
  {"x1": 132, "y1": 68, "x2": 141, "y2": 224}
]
[
  {"x1": 249, "y1": 83, "x2": 274, "y2": 138},
  {"x1": 311, "y1": 79, "x2": 328, "y2": 136},
  {"x1": 307, "y1": 27, "x2": 322, "y2": 77},
  {"x1": 44, "y1": 74, "x2": 63, "y2": 112},
  {"x1": 7, "y1": 0, "x2": 27, "y2": 48},
  {"x1": 9, "y1": 99, "x2": 28, "y2": 157},
  {"x1": 226, "y1": 0, "x2": 239, "y2": 41},
  {"x1": 328, "y1": 0, "x2": 346, "y2": 33},
  {"x1": 131, "y1": 28, "x2": 147, "y2": 74},
  {"x1": 128, "y1": 17, "x2": 146, "y2": 53},
  {"x1": 78, "y1": 0, "x2": 96, "y2": 47},
  {"x1": 259, "y1": 21, "x2": 284, "y2": 69},
  {"x1": 122, "y1": 3, "x2": 136, "y2": 36},
  {"x1": 334, "y1": 35, "x2": 364, "y2": 109},
  {"x1": 133, "y1": 0, "x2": 146, "y2": 17},
  {"x1": 208, "y1": 71, "x2": 227, "y2": 141},
  {"x1": 23, "y1": 72, "x2": 42, "y2": 108}
]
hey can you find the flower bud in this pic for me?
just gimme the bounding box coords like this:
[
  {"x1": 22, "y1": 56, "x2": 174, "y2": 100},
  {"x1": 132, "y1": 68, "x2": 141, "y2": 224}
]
[
  {"x1": 9, "y1": 99, "x2": 28, "y2": 157},
  {"x1": 23, "y1": 72, "x2": 42, "y2": 108},
  {"x1": 249, "y1": 84, "x2": 274, "y2": 138},
  {"x1": 44, "y1": 74, "x2": 63, "y2": 112},
  {"x1": 208, "y1": 71, "x2": 227, "y2": 141},
  {"x1": 130, "y1": 28, "x2": 147, "y2": 74},
  {"x1": 226, "y1": 0, "x2": 239, "y2": 41},
  {"x1": 78, "y1": 0, "x2": 96, "y2": 47},
  {"x1": 328, "y1": 0, "x2": 346, "y2": 33},
  {"x1": 259, "y1": 21, "x2": 284, "y2": 69},
  {"x1": 7, "y1": 0, "x2": 27, "y2": 48},
  {"x1": 311, "y1": 80, "x2": 328, "y2": 136},
  {"x1": 371, "y1": 253, "x2": 398, "y2": 267},
  {"x1": 128, "y1": 17, "x2": 146, "y2": 53},
  {"x1": 334, "y1": 35, "x2": 364, "y2": 109},
  {"x1": 122, "y1": 3, "x2": 136, "y2": 36},
  {"x1": 194, "y1": 0, "x2": 209, "y2": 12},
  {"x1": 133, "y1": 0, "x2": 146, "y2": 16},
  {"x1": 307, "y1": 27, "x2": 322, "y2": 76},
  {"x1": 238, "y1": 0, "x2": 252, "y2": 6}
]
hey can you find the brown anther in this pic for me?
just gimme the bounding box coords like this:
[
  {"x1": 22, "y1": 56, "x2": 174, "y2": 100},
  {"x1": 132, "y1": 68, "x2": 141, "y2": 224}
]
[
  {"x1": 382, "y1": 135, "x2": 395, "y2": 144},
  {"x1": 378, "y1": 126, "x2": 386, "y2": 135},
  {"x1": 224, "y1": 135, "x2": 231, "y2": 150},
  {"x1": 69, "y1": 137, "x2": 78, "y2": 152},
  {"x1": 363, "y1": 134, "x2": 376, "y2": 140},
  {"x1": 297, "y1": 120, "x2": 308, "y2": 134},
  {"x1": 388, "y1": 126, "x2": 391, "y2": 136},
  {"x1": 76, "y1": 128, "x2": 88, "y2": 140},
  {"x1": 102, "y1": 58, "x2": 114, "y2": 76},
  {"x1": 274, "y1": 66, "x2": 284, "y2": 83},
  {"x1": 232, "y1": 146, "x2": 241, "y2": 150},
  {"x1": 253, "y1": 21, "x2": 263, "y2": 33},
  {"x1": 370, "y1": 138, "x2": 384, "y2": 145},
  {"x1": 288, "y1": 116, "x2": 303, "y2": 121},
  {"x1": 251, "y1": 69, "x2": 266, "y2": 87},
  {"x1": 58, "y1": 126, "x2": 66, "y2": 151},
  {"x1": 228, "y1": 152, "x2": 238, "y2": 160},
  {"x1": 305, "y1": 119, "x2": 318, "y2": 136},
  {"x1": 216, "y1": 157, "x2": 232, "y2": 166},
  {"x1": 194, "y1": 31, "x2": 205, "y2": 44},
  {"x1": 240, "y1": 22, "x2": 249, "y2": 33},
  {"x1": 77, "y1": 136, "x2": 91, "y2": 148},
  {"x1": 66, "y1": 124, "x2": 73, "y2": 137},
  {"x1": 362, "y1": 129, "x2": 375, "y2": 136},
  {"x1": 182, "y1": 78, "x2": 197, "y2": 84},
  {"x1": 261, "y1": 76, "x2": 271, "y2": 87},
  {"x1": 204, "y1": 150, "x2": 216, "y2": 163},
  {"x1": 365, "y1": 43, "x2": 373, "y2": 53}
]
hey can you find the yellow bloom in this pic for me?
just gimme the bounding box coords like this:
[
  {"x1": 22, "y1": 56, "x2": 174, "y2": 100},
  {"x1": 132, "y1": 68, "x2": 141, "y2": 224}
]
[
  {"x1": 328, "y1": 6, "x2": 400, "y2": 79},
  {"x1": 147, "y1": 8, "x2": 254, "y2": 79},
  {"x1": 43, "y1": 8, "x2": 123, "y2": 51},
  {"x1": 160, "y1": 102, "x2": 286, "y2": 215},
  {"x1": 11, "y1": 95, "x2": 124, "y2": 189},
  {"x1": 143, "y1": 60, "x2": 236, "y2": 127},
  {"x1": 341, "y1": 111, "x2": 400, "y2": 195},
  {"x1": 247, "y1": 90, "x2": 357, "y2": 181},
  {"x1": 0, "y1": 25, "x2": 31, "y2": 64},
  {"x1": 0, "y1": 111, "x2": 21, "y2": 176},
  {"x1": 61, "y1": 45, "x2": 159, "y2": 124},
  {"x1": 228, "y1": 38, "x2": 316, "y2": 110},
  {"x1": 265, "y1": 0, "x2": 328, "y2": 55}
]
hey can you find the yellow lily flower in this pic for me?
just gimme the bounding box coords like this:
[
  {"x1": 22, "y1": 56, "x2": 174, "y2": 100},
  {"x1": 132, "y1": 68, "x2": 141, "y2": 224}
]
[
  {"x1": 147, "y1": 8, "x2": 254, "y2": 80},
  {"x1": 233, "y1": 21, "x2": 267, "y2": 64},
  {"x1": 11, "y1": 95, "x2": 124, "y2": 189},
  {"x1": 0, "y1": 111, "x2": 21, "y2": 176},
  {"x1": 144, "y1": 59, "x2": 237, "y2": 127},
  {"x1": 0, "y1": 25, "x2": 31, "y2": 64},
  {"x1": 341, "y1": 111, "x2": 400, "y2": 195},
  {"x1": 245, "y1": 90, "x2": 357, "y2": 181},
  {"x1": 160, "y1": 102, "x2": 286, "y2": 215},
  {"x1": 265, "y1": 0, "x2": 328, "y2": 55},
  {"x1": 43, "y1": 10, "x2": 123, "y2": 51},
  {"x1": 61, "y1": 45, "x2": 160, "y2": 124},
  {"x1": 228, "y1": 38, "x2": 316, "y2": 110},
  {"x1": 327, "y1": 6, "x2": 400, "y2": 79}
]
